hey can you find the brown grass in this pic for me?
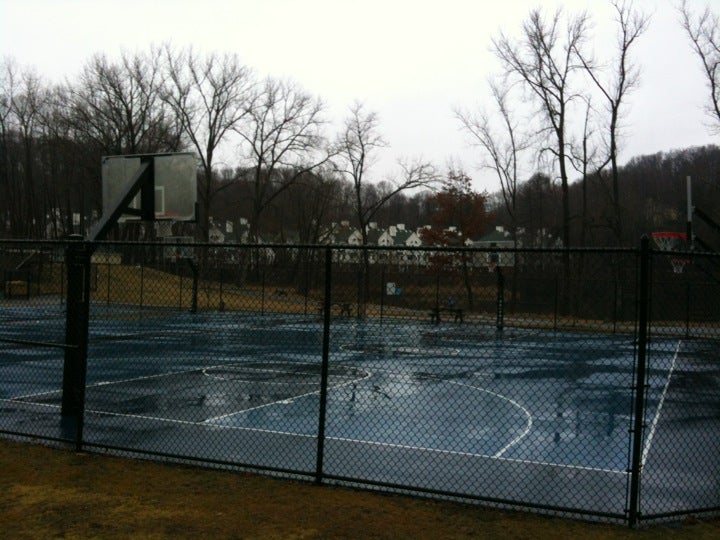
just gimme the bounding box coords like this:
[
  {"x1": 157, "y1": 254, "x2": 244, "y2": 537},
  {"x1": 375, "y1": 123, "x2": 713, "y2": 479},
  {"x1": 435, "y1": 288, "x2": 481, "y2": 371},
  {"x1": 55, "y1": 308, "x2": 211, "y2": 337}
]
[
  {"x1": 1, "y1": 439, "x2": 718, "y2": 539},
  {"x1": 84, "y1": 264, "x2": 440, "y2": 319},
  {"x1": 24, "y1": 263, "x2": 641, "y2": 331}
]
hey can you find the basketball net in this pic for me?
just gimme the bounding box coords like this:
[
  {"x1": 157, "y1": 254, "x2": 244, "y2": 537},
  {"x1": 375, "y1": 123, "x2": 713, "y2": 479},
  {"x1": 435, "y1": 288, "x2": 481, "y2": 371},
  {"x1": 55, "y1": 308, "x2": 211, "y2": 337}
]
[
  {"x1": 156, "y1": 221, "x2": 174, "y2": 238},
  {"x1": 651, "y1": 232, "x2": 689, "y2": 274}
]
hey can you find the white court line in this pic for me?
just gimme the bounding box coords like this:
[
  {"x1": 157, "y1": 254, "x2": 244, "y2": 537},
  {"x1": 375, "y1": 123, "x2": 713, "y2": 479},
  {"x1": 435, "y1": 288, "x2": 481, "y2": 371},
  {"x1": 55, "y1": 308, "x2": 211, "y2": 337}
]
[
  {"x1": 83, "y1": 407, "x2": 217, "y2": 428},
  {"x1": 73, "y1": 405, "x2": 623, "y2": 474},
  {"x1": 205, "y1": 364, "x2": 534, "y2": 461},
  {"x1": 448, "y1": 380, "x2": 533, "y2": 458},
  {"x1": 9, "y1": 359, "x2": 369, "y2": 417},
  {"x1": 0, "y1": 397, "x2": 60, "y2": 410},
  {"x1": 8, "y1": 357, "x2": 299, "y2": 401},
  {"x1": 9, "y1": 363, "x2": 210, "y2": 401},
  {"x1": 203, "y1": 368, "x2": 372, "y2": 423},
  {"x1": 324, "y1": 434, "x2": 625, "y2": 474},
  {"x1": 641, "y1": 339, "x2": 681, "y2": 468},
  {"x1": 80, "y1": 407, "x2": 324, "y2": 440},
  {"x1": 5, "y1": 364, "x2": 626, "y2": 475},
  {"x1": 201, "y1": 362, "x2": 359, "y2": 382},
  {"x1": 9, "y1": 387, "x2": 63, "y2": 400}
]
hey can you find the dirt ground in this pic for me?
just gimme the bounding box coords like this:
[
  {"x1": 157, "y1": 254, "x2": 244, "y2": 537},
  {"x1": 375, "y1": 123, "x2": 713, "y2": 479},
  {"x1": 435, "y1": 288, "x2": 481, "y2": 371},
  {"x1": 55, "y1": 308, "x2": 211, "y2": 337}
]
[{"x1": 0, "y1": 439, "x2": 717, "y2": 539}]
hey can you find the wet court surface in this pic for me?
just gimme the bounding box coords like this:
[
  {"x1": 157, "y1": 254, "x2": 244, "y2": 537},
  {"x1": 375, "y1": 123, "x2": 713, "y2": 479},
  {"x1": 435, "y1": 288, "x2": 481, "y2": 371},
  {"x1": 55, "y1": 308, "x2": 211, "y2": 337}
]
[{"x1": 2, "y1": 304, "x2": 719, "y2": 518}]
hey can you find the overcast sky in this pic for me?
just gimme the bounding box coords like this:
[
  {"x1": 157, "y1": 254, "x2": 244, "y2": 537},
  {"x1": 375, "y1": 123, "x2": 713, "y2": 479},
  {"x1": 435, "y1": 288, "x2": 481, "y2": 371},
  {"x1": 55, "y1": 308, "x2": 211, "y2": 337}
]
[{"x1": 1, "y1": 0, "x2": 717, "y2": 192}]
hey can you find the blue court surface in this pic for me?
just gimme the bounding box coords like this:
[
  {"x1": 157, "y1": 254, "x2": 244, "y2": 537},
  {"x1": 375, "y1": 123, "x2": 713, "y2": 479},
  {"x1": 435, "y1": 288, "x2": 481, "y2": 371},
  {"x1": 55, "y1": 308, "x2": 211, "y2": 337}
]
[{"x1": 1, "y1": 303, "x2": 718, "y2": 516}]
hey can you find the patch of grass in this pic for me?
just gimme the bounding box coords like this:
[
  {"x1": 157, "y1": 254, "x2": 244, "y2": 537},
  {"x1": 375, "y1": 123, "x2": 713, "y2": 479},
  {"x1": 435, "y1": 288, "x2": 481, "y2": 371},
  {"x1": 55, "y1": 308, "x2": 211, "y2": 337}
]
[
  {"x1": 1, "y1": 439, "x2": 717, "y2": 539},
  {"x1": 23, "y1": 263, "x2": 649, "y2": 332}
]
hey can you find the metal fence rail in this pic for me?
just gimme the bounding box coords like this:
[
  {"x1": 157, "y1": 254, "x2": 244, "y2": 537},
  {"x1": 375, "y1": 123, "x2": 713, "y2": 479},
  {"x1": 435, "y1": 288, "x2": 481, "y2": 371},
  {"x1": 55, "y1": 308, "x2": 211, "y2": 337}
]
[{"x1": 1, "y1": 238, "x2": 718, "y2": 526}]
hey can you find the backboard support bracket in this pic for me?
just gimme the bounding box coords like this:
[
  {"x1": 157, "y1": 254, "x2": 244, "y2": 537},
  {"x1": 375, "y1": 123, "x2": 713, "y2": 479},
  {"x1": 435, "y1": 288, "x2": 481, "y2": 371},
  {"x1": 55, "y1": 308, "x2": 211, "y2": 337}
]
[
  {"x1": 88, "y1": 158, "x2": 154, "y2": 243},
  {"x1": 90, "y1": 152, "x2": 197, "y2": 244}
]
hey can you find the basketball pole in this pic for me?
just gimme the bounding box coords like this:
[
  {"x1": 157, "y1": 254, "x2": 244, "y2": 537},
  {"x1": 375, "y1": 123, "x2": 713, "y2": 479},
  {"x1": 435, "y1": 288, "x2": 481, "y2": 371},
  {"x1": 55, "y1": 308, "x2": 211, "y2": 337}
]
[{"x1": 686, "y1": 176, "x2": 693, "y2": 250}]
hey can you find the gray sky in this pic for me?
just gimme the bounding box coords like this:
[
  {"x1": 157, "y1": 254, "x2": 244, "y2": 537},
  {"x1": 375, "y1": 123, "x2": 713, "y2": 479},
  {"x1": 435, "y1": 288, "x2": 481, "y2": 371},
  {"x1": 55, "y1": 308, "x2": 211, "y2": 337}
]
[{"x1": 1, "y1": 0, "x2": 716, "y2": 191}]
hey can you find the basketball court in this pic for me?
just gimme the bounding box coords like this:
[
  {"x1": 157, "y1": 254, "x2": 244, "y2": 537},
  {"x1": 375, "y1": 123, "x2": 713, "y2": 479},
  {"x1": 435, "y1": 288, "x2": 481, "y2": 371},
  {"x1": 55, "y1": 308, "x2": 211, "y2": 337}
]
[{"x1": 1, "y1": 303, "x2": 718, "y2": 516}]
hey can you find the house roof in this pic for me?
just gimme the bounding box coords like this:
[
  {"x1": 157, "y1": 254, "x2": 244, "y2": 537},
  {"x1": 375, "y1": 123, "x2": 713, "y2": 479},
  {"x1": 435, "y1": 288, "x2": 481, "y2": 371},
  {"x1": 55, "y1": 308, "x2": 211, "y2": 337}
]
[
  {"x1": 366, "y1": 228, "x2": 385, "y2": 244},
  {"x1": 476, "y1": 228, "x2": 513, "y2": 244},
  {"x1": 392, "y1": 230, "x2": 416, "y2": 245},
  {"x1": 333, "y1": 225, "x2": 361, "y2": 244}
]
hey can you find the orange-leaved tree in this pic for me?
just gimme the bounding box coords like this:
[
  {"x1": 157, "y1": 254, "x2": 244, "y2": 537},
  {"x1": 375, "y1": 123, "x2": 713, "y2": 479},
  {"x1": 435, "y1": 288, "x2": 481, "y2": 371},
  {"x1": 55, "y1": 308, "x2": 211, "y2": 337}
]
[{"x1": 420, "y1": 170, "x2": 490, "y2": 310}]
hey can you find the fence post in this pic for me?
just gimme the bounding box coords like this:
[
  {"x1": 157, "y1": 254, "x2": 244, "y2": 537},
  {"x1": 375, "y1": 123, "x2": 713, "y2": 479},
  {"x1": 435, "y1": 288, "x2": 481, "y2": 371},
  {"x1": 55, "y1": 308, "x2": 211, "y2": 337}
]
[
  {"x1": 106, "y1": 262, "x2": 111, "y2": 306},
  {"x1": 261, "y1": 269, "x2": 265, "y2": 316},
  {"x1": 179, "y1": 272, "x2": 183, "y2": 310},
  {"x1": 60, "y1": 261, "x2": 65, "y2": 305},
  {"x1": 219, "y1": 267, "x2": 224, "y2": 306},
  {"x1": 60, "y1": 235, "x2": 92, "y2": 451},
  {"x1": 613, "y1": 278, "x2": 618, "y2": 334},
  {"x1": 685, "y1": 282, "x2": 691, "y2": 339},
  {"x1": 380, "y1": 267, "x2": 385, "y2": 322},
  {"x1": 304, "y1": 263, "x2": 309, "y2": 316},
  {"x1": 628, "y1": 236, "x2": 650, "y2": 527},
  {"x1": 187, "y1": 258, "x2": 199, "y2": 314},
  {"x1": 553, "y1": 275, "x2": 559, "y2": 331},
  {"x1": 139, "y1": 264, "x2": 144, "y2": 311},
  {"x1": 496, "y1": 266, "x2": 505, "y2": 331},
  {"x1": 315, "y1": 247, "x2": 332, "y2": 485}
]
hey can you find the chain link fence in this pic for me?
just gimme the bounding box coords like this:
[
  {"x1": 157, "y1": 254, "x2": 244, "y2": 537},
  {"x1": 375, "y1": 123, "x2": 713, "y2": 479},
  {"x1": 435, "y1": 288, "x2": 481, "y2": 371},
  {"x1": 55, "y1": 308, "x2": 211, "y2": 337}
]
[{"x1": 1, "y1": 238, "x2": 718, "y2": 526}]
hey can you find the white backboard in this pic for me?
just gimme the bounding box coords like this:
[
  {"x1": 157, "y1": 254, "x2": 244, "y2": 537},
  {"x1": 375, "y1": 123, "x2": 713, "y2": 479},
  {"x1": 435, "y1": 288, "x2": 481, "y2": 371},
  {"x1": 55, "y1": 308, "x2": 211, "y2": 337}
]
[{"x1": 101, "y1": 153, "x2": 197, "y2": 222}]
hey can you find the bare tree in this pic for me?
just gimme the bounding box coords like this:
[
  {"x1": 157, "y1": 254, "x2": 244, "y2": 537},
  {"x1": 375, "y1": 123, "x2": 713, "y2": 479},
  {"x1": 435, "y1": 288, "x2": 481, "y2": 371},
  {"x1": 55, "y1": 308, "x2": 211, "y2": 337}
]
[
  {"x1": 10, "y1": 66, "x2": 48, "y2": 237},
  {"x1": 234, "y1": 77, "x2": 330, "y2": 243},
  {"x1": 335, "y1": 102, "x2": 438, "y2": 313},
  {"x1": 516, "y1": 172, "x2": 562, "y2": 248},
  {"x1": 68, "y1": 48, "x2": 182, "y2": 155},
  {"x1": 493, "y1": 8, "x2": 590, "y2": 251},
  {"x1": 0, "y1": 58, "x2": 19, "y2": 236},
  {"x1": 335, "y1": 102, "x2": 386, "y2": 244},
  {"x1": 575, "y1": 1, "x2": 649, "y2": 244},
  {"x1": 568, "y1": 95, "x2": 598, "y2": 248},
  {"x1": 287, "y1": 170, "x2": 342, "y2": 245},
  {"x1": 1, "y1": 59, "x2": 90, "y2": 238},
  {"x1": 679, "y1": 0, "x2": 720, "y2": 133},
  {"x1": 456, "y1": 78, "x2": 529, "y2": 242},
  {"x1": 37, "y1": 84, "x2": 78, "y2": 238},
  {"x1": 63, "y1": 49, "x2": 184, "y2": 239},
  {"x1": 162, "y1": 46, "x2": 254, "y2": 241},
  {"x1": 336, "y1": 102, "x2": 438, "y2": 243},
  {"x1": 456, "y1": 79, "x2": 531, "y2": 307},
  {"x1": 283, "y1": 170, "x2": 344, "y2": 292}
]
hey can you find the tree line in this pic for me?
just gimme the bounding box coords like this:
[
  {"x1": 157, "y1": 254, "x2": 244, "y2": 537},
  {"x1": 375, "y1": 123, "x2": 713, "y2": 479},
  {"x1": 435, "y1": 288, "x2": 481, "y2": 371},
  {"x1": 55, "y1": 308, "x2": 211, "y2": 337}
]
[{"x1": 1, "y1": 1, "x2": 717, "y2": 250}]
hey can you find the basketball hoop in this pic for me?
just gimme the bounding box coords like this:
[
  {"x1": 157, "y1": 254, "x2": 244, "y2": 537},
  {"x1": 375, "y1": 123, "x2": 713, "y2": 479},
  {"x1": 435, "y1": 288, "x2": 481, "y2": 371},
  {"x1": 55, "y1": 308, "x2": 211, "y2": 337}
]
[
  {"x1": 487, "y1": 251, "x2": 499, "y2": 273},
  {"x1": 155, "y1": 220, "x2": 174, "y2": 238},
  {"x1": 668, "y1": 257, "x2": 691, "y2": 274},
  {"x1": 651, "y1": 232, "x2": 689, "y2": 274}
]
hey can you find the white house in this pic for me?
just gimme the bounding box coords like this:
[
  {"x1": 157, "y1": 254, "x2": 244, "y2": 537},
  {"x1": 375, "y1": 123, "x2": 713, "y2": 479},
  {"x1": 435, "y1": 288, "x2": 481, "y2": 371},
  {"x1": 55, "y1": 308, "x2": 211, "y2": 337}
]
[
  {"x1": 473, "y1": 226, "x2": 516, "y2": 269},
  {"x1": 388, "y1": 224, "x2": 423, "y2": 267},
  {"x1": 321, "y1": 221, "x2": 363, "y2": 245},
  {"x1": 320, "y1": 221, "x2": 363, "y2": 263}
]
